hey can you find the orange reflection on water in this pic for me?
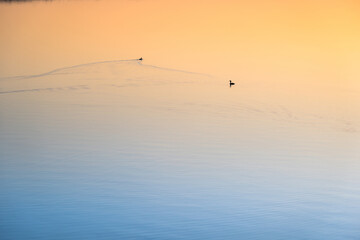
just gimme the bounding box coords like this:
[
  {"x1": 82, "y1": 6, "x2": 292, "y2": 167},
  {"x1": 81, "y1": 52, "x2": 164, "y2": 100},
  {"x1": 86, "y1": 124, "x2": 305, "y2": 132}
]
[
  {"x1": 1, "y1": 0, "x2": 360, "y2": 80},
  {"x1": 1, "y1": 0, "x2": 360, "y2": 121}
]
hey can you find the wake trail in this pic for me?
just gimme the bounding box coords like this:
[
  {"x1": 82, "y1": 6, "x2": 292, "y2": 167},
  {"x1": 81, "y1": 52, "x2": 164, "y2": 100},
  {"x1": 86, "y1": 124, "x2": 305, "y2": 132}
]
[
  {"x1": 0, "y1": 59, "x2": 211, "y2": 80},
  {"x1": 0, "y1": 85, "x2": 89, "y2": 94},
  {"x1": 0, "y1": 59, "x2": 137, "y2": 81},
  {"x1": 138, "y1": 62, "x2": 212, "y2": 77}
]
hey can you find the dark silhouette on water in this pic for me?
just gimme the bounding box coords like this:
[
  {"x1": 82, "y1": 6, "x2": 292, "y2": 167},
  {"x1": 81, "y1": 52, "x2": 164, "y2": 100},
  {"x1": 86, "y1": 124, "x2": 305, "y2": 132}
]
[
  {"x1": 138, "y1": 57, "x2": 143, "y2": 61},
  {"x1": 229, "y1": 80, "x2": 235, "y2": 87}
]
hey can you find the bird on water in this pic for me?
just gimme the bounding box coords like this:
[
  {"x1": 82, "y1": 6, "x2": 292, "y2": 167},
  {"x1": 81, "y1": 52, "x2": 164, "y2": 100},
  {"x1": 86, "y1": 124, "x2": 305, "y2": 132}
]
[
  {"x1": 138, "y1": 57, "x2": 143, "y2": 61},
  {"x1": 229, "y1": 80, "x2": 235, "y2": 87}
]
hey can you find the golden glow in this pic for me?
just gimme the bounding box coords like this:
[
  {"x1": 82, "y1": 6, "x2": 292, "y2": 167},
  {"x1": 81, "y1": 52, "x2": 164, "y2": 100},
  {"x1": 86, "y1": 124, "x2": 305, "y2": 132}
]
[
  {"x1": 1, "y1": 0, "x2": 360, "y2": 119},
  {"x1": 1, "y1": 0, "x2": 360, "y2": 79}
]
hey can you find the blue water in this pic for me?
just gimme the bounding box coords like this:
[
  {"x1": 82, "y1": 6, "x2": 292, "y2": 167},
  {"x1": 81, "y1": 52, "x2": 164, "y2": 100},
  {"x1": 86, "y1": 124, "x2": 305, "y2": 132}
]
[{"x1": 1, "y1": 60, "x2": 360, "y2": 239}]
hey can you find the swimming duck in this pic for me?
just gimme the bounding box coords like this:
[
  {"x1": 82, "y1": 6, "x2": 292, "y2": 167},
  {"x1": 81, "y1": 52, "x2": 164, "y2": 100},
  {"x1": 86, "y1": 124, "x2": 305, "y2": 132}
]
[
  {"x1": 138, "y1": 57, "x2": 143, "y2": 61},
  {"x1": 229, "y1": 80, "x2": 235, "y2": 87}
]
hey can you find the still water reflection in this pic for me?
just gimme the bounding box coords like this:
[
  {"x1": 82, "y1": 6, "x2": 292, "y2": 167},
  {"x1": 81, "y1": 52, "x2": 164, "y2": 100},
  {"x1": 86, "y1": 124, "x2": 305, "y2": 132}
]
[{"x1": 1, "y1": 0, "x2": 360, "y2": 239}]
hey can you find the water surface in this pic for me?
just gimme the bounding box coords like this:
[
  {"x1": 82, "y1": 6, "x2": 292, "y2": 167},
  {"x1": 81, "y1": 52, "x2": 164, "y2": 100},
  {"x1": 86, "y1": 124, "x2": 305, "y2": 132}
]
[{"x1": 1, "y1": 1, "x2": 360, "y2": 239}]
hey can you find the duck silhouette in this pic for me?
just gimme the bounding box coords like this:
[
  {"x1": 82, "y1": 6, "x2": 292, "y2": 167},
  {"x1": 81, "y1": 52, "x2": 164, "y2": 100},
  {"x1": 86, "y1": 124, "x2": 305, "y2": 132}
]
[
  {"x1": 229, "y1": 80, "x2": 235, "y2": 87},
  {"x1": 138, "y1": 57, "x2": 143, "y2": 61}
]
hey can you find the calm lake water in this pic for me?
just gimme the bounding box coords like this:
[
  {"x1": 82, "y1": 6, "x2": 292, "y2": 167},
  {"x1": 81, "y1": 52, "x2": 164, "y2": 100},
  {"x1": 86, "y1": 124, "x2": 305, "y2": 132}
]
[{"x1": 1, "y1": 1, "x2": 360, "y2": 239}]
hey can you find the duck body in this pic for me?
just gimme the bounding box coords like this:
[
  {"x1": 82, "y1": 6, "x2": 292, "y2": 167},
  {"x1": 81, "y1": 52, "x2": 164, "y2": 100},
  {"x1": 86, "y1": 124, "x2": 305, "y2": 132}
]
[
  {"x1": 138, "y1": 57, "x2": 143, "y2": 61},
  {"x1": 229, "y1": 80, "x2": 235, "y2": 86}
]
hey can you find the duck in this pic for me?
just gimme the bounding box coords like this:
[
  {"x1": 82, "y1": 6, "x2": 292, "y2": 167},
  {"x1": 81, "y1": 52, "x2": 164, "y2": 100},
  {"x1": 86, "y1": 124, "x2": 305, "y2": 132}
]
[
  {"x1": 138, "y1": 57, "x2": 143, "y2": 61},
  {"x1": 229, "y1": 80, "x2": 235, "y2": 87}
]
